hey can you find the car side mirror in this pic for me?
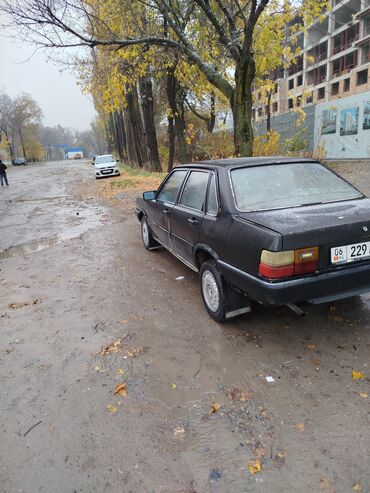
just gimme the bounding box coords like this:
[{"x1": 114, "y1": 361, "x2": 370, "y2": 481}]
[{"x1": 143, "y1": 191, "x2": 156, "y2": 201}]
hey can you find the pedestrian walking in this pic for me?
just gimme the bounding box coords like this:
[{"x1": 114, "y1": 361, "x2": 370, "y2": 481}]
[{"x1": 0, "y1": 159, "x2": 9, "y2": 186}]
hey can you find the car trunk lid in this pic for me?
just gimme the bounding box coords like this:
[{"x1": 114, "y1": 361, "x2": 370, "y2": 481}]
[{"x1": 238, "y1": 198, "x2": 370, "y2": 268}]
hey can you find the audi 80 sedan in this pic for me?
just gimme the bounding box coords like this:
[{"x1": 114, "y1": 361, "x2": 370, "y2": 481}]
[{"x1": 135, "y1": 157, "x2": 370, "y2": 321}]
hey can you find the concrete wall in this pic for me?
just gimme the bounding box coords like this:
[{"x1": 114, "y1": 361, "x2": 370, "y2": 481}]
[
  {"x1": 314, "y1": 90, "x2": 370, "y2": 159},
  {"x1": 253, "y1": 106, "x2": 316, "y2": 151},
  {"x1": 254, "y1": 89, "x2": 370, "y2": 159}
]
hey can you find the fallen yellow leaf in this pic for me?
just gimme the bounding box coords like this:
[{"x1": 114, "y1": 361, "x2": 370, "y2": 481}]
[
  {"x1": 248, "y1": 459, "x2": 262, "y2": 474},
  {"x1": 320, "y1": 478, "x2": 335, "y2": 493},
  {"x1": 170, "y1": 383, "x2": 177, "y2": 390},
  {"x1": 107, "y1": 404, "x2": 118, "y2": 414},
  {"x1": 352, "y1": 370, "x2": 364, "y2": 380},
  {"x1": 209, "y1": 402, "x2": 221, "y2": 414},
  {"x1": 359, "y1": 392, "x2": 368, "y2": 398},
  {"x1": 113, "y1": 383, "x2": 127, "y2": 397},
  {"x1": 306, "y1": 344, "x2": 318, "y2": 350},
  {"x1": 116, "y1": 368, "x2": 125, "y2": 375},
  {"x1": 99, "y1": 339, "x2": 122, "y2": 355},
  {"x1": 333, "y1": 315, "x2": 343, "y2": 322},
  {"x1": 119, "y1": 320, "x2": 128, "y2": 324},
  {"x1": 173, "y1": 426, "x2": 185, "y2": 435},
  {"x1": 352, "y1": 483, "x2": 361, "y2": 492},
  {"x1": 295, "y1": 423, "x2": 305, "y2": 431}
]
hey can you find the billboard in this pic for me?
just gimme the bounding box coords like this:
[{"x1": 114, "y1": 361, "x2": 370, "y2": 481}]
[
  {"x1": 340, "y1": 107, "x2": 359, "y2": 136},
  {"x1": 363, "y1": 102, "x2": 370, "y2": 130},
  {"x1": 321, "y1": 108, "x2": 337, "y2": 134}
]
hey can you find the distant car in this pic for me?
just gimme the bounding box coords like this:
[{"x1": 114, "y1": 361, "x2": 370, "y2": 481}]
[
  {"x1": 75, "y1": 154, "x2": 82, "y2": 160},
  {"x1": 13, "y1": 157, "x2": 27, "y2": 166},
  {"x1": 94, "y1": 154, "x2": 120, "y2": 179},
  {"x1": 136, "y1": 157, "x2": 370, "y2": 321}
]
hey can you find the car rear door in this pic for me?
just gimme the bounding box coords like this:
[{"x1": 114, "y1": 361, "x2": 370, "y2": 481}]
[
  {"x1": 170, "y1": 170, "x2": 210, "y2": 265},
  {"x1": 147, "y1": 169, "x2": 188, "y2": 247}
]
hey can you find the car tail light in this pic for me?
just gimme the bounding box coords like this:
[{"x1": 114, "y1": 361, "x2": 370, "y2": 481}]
[
  {"x1": 259, "y1": 247, "x2": 318, "y2": 279},
  {"x1": 294, "y1": 247, "x2": 318, "y2": 275},
  {"x1": 259, "y1": 250, "x2": 295, "y2": 279}
]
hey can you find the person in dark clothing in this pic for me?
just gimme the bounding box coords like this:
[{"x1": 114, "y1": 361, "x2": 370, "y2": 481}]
[{"x1": 0, "y1": 159, "x2": 9, "y2": 186}]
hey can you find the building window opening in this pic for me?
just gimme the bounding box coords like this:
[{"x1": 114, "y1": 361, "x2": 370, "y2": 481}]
[
  {"x1": 331, "y1": 82, "x2": 339, "y2": 95},
  {"x1": 343, "y1": 78, "x2": 350, "y2": 91},
  {"x1": 357, "y1": 69, "x2": 368, "y2": 85},
  {"x1": 317, "y1": 87, "x2": 325, "y2": 100}
]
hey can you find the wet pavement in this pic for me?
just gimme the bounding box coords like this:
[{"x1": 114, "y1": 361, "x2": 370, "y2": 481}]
[{"x1": 0, "y1": 160, "x2": 369, "y2": 493}]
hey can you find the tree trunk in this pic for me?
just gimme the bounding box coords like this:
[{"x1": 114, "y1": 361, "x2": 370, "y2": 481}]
[
  {"x1": 113, "y1": 110, "x2": 126, "y2": 161},
  {"x1": 232, "y1": 54, "x2": 255, "y2": 157},
  {"x1": 3, "y1": 129, "x2": 14, "y2": 160},
  {"x1": 266, "y1": 91, "x2": 272, "y2": 132},
  {"x1": 124, "y1": 86, "x2": 149, "y2": 168},
  {"x1": 19, "y1": 127, "x2": 27, "y2": 159},
  {"x1": 106, "y1": 115, "x2": 115, "y2": 153},
  {"x1": 139, "y1": 77, "x2": 161, "y2": 172},
  {"x1": 207, "y1": 92, "x2": 216, "y2": 133},
  {"x1": 167, "y1": 116, "x2": 175, "y2": 172},
  {"x1": 166, "y1": 69, "x2": 188, "y2": 163}
]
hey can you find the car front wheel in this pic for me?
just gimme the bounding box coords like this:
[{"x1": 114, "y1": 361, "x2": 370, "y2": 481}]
[
  {"x1": 200, "y1": 261, "x2": 226, "y2": 322},
  {"x1": 141, "y1": 217, "x2": 159, "y2": 250}
]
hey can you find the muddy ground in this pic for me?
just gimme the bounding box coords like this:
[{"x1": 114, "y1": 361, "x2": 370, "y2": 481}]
[{"x1": 0, "y1": 160, "x2": 369, "y2": 493}]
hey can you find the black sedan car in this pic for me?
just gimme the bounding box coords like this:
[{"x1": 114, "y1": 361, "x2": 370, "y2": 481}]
[{"x1": 135, "y1": 157, "x2": 370, "y2": 321}]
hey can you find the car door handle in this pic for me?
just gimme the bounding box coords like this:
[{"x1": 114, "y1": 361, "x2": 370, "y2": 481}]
[
  {"x1": 162, "y1": 209, "x2": 169, "y2": 215},
  {"x1": 188, "y1": 218, "x2": 198, "y2": 225}
]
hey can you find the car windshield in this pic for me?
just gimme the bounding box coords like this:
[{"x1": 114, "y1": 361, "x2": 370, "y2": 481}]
[
  {"x1": 230, "y1": 162, "x2": 362, "y2": 211},
  {"x1": 95, "y1": 156, "x2": 114, "y2": 164}
]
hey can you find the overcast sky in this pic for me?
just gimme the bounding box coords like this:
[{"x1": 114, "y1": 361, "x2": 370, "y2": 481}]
[{"x1": 0, "y1": 33, "x2": 96, "y2": 131}]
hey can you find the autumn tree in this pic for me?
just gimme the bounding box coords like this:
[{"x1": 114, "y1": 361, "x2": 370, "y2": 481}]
[
  {"x1": 1, "y1": 0, "x2": 328, "y2": 156},
  {"x1": 12, "y1": 94, "x2": 43, "y2": 160},
  {"x1": 0, "y1": 93, "x2": 15, "y2": 160}
]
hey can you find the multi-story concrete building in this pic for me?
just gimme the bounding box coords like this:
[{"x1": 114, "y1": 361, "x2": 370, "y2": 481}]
[{"x1": 254, "y1": 0, "x2": 370, "y2": 159}]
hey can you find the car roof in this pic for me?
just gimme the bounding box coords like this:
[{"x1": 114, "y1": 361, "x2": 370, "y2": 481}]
[
  {"x1": 175, "y1": 157, "x2": 320, "y2": 169},
  {"x1": 96, "y1": 154, "x2": 114, "y2": 158}
]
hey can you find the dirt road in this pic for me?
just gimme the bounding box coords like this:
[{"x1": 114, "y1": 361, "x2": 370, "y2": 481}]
[{"x1": 1, "y1": 160, "x2": 369, "y2": 493}]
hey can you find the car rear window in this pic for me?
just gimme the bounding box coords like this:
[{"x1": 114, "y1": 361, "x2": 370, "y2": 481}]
[
  {"x1": 95, "y1": 156, "x2": 114, "y2": 164},
  {"x1": 230, "y1": 162, "x2": 362, "y2": 211}
]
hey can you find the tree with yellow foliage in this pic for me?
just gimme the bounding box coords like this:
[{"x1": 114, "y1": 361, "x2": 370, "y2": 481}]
[{"x1": 1, "y1": 0, "x2": 328, "y2": 156}]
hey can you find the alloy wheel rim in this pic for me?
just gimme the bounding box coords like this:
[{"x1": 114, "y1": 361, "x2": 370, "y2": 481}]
[{"x1": 202, "y1": 270, "x2": 220, "y2": 312}]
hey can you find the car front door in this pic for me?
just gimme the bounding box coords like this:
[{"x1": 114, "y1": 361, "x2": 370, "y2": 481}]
[
  {"x1": 170, "y1": 170, "x2": 210, "y2": 266},
  {"x1": 147, "y1": 169, "x2": 188, "y2": 247}
]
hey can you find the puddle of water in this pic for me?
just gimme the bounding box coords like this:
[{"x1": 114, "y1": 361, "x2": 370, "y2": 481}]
[{"x1": 0, "y1": 237, "x2": 59, "y2": 259}]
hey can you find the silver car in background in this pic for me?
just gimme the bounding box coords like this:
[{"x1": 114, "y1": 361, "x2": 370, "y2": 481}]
[{"x1": 94, "y1": 154, "x2": 120, "y2": 179}]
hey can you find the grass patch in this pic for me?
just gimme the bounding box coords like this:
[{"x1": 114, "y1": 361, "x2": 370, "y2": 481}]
[
  {"x1": 106, "y1": 164, "x2": 166, "y2": 192},
  {"x1": 91, "y1": 164, "x2": 166, "y2": 200}
]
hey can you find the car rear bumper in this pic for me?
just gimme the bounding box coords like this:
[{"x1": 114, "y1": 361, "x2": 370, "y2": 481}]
[{"x1": 217, "y1": 260, "x2": 370, "y2": 305}]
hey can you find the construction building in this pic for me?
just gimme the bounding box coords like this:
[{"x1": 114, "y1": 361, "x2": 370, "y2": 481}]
[{"x1": 254, "y1": 0, "x2": 370, "y2": 159}]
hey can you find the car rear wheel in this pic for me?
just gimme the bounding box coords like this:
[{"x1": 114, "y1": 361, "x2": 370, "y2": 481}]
[
  {"x1": 200, "y1": 261, "x2": 226, "y2": 322},
  {"x1": 141, "y1": 217, "x2": 159, "y2": 250}
]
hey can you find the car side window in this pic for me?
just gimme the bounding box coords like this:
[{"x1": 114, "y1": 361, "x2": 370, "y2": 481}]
[
  {"x1": 157, "y1": 170, "x2": 187, "y2": 203},
  {"x1": 207, "y1": 174, "x2": 218, "y2": 215},
  {"x1": 179, "y1": 171, "x2": 209, "y2": 211}
]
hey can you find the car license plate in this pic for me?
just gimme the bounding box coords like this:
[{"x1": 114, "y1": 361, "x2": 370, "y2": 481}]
[{"x1": 331, "y1": 242, "x2": 370, "y2": 264}]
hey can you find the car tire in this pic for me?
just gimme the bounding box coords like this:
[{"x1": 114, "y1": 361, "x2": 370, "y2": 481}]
[
  {"x1": 141, "y1": 217, "x2": 158, "y2": 250},
  {"x1": 200, "y1": 260, "x2": 226, "y2": 322}
]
